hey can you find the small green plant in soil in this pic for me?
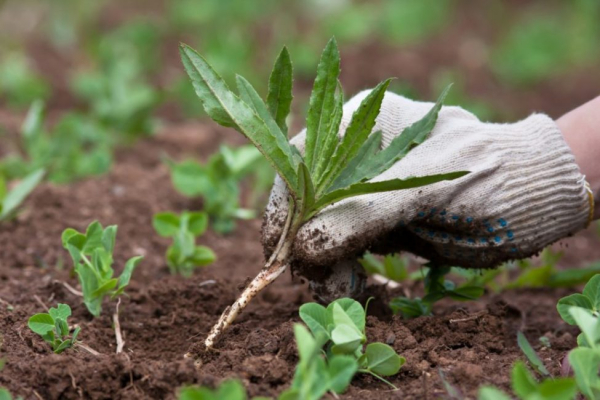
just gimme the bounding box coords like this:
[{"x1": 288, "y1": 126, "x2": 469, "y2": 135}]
[
  {"x1": 0, "y1": 101, "x2": 112, "y2": 184},
  {"x1": 166, "y1": 145, "x2": 272, "y2": 234},
  {"x1": 299, "y1": 297, "x2": 404, "y2": 386},
  {"x1": 0, "y1": 52, "x2": 50, "y2": 109},
  {"x1": 359, "y1": 251, "x2": 409, "y2": 282},
  {"x1": 477, "y1": 361, "x2": 577, "y2": 400},
  {"x1": 0, "y1": 169, "x2": 44, "y2": 223},
  {"x1": 27, "y1": 303, "x2": 80, "y2": 354},
  {"x1": 389, "y1": 265, "x2": 484, "y2": 319},
  {"x1": 178, "y1": 380, "x2": 262, "y2": 400},
  {"x1": 152, "y1": 211, "x2": 216, "y2": 276},
  {"x1": 62, "y1": 221, "x2": 143, "y2": 317},
  {"x1": 180, "y1": 36, "x2": 468, "y2": 348}
]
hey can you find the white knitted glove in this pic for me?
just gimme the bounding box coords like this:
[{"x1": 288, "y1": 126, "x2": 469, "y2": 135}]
[{"x1": 262, "y1": 91, "x2": 593, "y2": 277}]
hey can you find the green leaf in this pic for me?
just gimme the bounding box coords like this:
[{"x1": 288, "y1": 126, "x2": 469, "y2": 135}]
[
  {"x1": 28, "y1": 313, "x2": 55, "y2": 336},
  {"x1": 536, "y1": 378, "x2": 578, "y2": 400},
  {"x1": 313, "y1": 81, "x2": 344, "y2": 183},
  {"x1": 48, "y1": 304, "x2": 71, "y2": 321},
  {"x1": 189, "y1": 246, "x2": 216, "y2": 266},
  {"x1": 517, "y1": 331, "x2": 550, "y2": 376},
  {"x1": 447, "y1": 286, "x2": 485, "y2": 301},
  {"x1": 235, "y1": 75, "x2": 286, "y2": 146},
  {"x1": 477, "y1": 386, "x2": 511, "y2": 400},
  {"x1": 569, "y1": 347, "x2": 600, "y2": 400},
  {"x1": 583, "y1": 274, "x2": 600, "y2": 310},
  {"x1": 0, "y1": 387, "x2": 13, "y2": 400},
  {"x1": 569, "y1": 307, "x2": 600, "y2": 349},
  {"x1": 307, "y1": 172, "x2": 469, "y2": 220},
  {"x1": 304, "y1": 37, "x2": 341, "y2": 173},
  {"x1": 179, "y1": 44, "x2": 298, "y2": 194},
  {"x1": 91, "y1": 278, "x2": 118, "y2": 298},
  {"x1": 331, "y1": 324, "x2": 363, "y2": 355},
  {"x1": 55, "y1": 318, "x2": 69, "y2": 338},
  {"x1": 0, "y1": 174, "x2": 6, "y2": 203},
  {"x1": 364, "y1": 342, "x2": 405, "y2": 376},
  {"x1": 299, "y1": 302, "x2": 332, "y2": 339},
  {"x1": 293, "y1": 324, "x2": 321, "y2": 362},
  {"x1": 329, "y1": 131, "x2": 383, "y2": 192},
  {"x1": 328, "y1": 355, "x2": 358, "y2": 394},
  {"x1": 101, "y1": 225, "x2": 118, "y2": 256},
  {"x1": 169, "y1": 160, "x2": 206, "y2": 197},
  {"x1": 178, "y1": 386, "x2": 216, "y2": 400},
  {"x1": 21, "y1": 99, "x2": 45, "y2": 139},
  {"x1": 54, "y1": 339, "x2": 73, "y2": 354},
  {"x1": 215, "y1": 380, "x2": 246, "y2": 400},
  {"x1": 329, "y1": 298, "x2": 366, "y2": 332},
  {"x1": 0, "y1": 168, "x2": 44, "y2": 220},
  {"x1": 317, "y1": 79, "x2": 391, "y2": 195},
  {"x1": 72, "y1": 326, "x2": 81, "y2": 343},
  {"x1": 153, "y1": 212, "x2": 181, "y2": 237},
  {"x1": 295, "y1": 163, "x2": 315, "y2": 219},
  {"x1": 267, "y1": 46, "x2": 293, "y2": 136},
  {"x1": 557, "y1": 294, "x2": 593, "y2": 325},
  {"x1": 511, "y1": 361, "x2": 537, "y2": 398},
  {"x1": 115, "y1": 256, "x2": 143, "y2": 295},
  {"x1": 186, "y1": 212, "x2": 209, "y2": 235},
  {"x1": 390, "y1": 297, "x2": 431, "y2": 318}
]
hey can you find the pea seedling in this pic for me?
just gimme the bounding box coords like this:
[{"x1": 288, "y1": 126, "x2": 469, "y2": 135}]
[
  {"x1": 62, "y1": 221, "x2": 143, "y2": 317},
  {"x1": 27, "y1": 303, "x2": 80, "y2": 354},
  {"x1": 166, "y1": 145, "x2": 270, "y2": 234},
  {"x1": 299, "y1": 298, "x2": 404, "y2": 386},
  {"x1": 152, "y1": 211, "x2": 216, "y2": 276},
  {"x1": 390, "y1": 265, "x2": 484, "y2": 319},
  {"x1": 181, "y1": 37, "x2": 468, "y2": 348}
]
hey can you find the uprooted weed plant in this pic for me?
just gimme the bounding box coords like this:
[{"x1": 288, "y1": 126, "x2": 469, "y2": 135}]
[{"x1": 180, "y1": 37, "x2": 468, "y2": 349}]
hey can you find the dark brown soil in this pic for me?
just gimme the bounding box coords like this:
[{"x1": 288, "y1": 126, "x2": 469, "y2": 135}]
[{"x1": 0, "y1": 122, "x2": 594, "y2": 400}]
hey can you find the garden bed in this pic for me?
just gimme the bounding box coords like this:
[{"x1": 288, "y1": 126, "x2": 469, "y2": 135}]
[{"x1": 0, "y1": 122, "x2": 590, "y2": 399}]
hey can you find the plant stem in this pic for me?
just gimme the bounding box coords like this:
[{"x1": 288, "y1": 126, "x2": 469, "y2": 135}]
[
  {"x1": 199, "y1": 203, "x2": 298, "y2": 351},
  {"x1": 113, "y1": 298, "x2": 124, "y2": 354},
  {"x1": 358, "y1": 369, "x2": 398, "y2": 390}
]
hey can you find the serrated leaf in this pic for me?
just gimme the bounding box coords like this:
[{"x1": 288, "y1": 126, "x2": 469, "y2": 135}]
[
  {"x1": 330, "y1": 85, "x2": 451, "y2": 191},
  {"x1": 153, "y1": 212, "x2": 180, "y2": 237},
  {"x1": 267, "y1": 46, "x2": 293, "y2": 136},
  {"x1": 299, "y1": 303, "x2": 331, "y2": 339},
  {"x1": 364, "y1": 342, "x2": 405, "y2": 376},
  {"x1": 517, "y1": 331, "x2": 550, "y2": 376},
  {"x1": 28, "y1": 313, "x2": 55, "y2": 336},
  {"x1": 236, "y1": 74, "x2": 287, "y2": 146},
  {"x1": 0, "y1": 168, "x2": 44, "y2": 220},
  {"x1": 304, "y1": 37, "x2": 340, "y2": 173},
  {"x1": 313, "y1": 80, "x2": 344, "y2": 183},
  {"x1": 180, "y1": 44, "x2": 298, "y2": 194},
  {"x1": 306, "y1": 172, "x2": 469, "y2": 221},
  {"x1": 329, "y1": 131, "x2": 383, "y2": 191},
  {"x1": 317, "y1": 79, "x2": 391, "y2": 195}
]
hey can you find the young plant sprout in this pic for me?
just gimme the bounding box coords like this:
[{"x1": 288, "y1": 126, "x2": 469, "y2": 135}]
[
  {"x1": 180, "y1": 37, "x2": 468, "y2": 349},
  {"x1": 0, "y1": 168, "x2": 44, "y2": 222},
  {"x1": 152, "y1": 211, "x2": 216, "y2": 276},
  {"x1": 27, "y1": 303, "x2": 80, "y2": 354},
  {"x1": 62, "y1": 221, "x2": 143, "y2": 317}
]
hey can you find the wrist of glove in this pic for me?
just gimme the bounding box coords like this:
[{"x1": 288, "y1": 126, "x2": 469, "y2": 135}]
[{"x1": 261, "y1": 91, "x2": 592, "y2": 279}]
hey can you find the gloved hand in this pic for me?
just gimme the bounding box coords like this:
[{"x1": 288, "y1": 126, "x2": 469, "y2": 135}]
[{"x1": 262, "y1": 90, "x2": 594, "y2": 290}]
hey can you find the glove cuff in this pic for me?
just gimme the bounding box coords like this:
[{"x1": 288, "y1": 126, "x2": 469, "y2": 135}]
[{"x1": 484, "y1": 113, "x2": 591, "y2": 257}]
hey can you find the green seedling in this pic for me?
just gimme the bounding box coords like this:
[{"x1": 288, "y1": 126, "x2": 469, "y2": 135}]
[
  {"x1": 556, "y1": 274, "x2": 600, "y2": 399},
  {"x1": 390, "y1": 265, "x2": 484, "y2": 319},
  {"x1": 62, "y1": 221, "x2": 143, "y2": 317},
  {"x1": 1, "y1": 101, "x2": 112, "y2": 184},
  {"x1": 0, "y1": 169, "x2": 44, "y2": 222},
  {"x1": 152, "y1": 211, "x2": 216, "y2": 276},
  {"x1": 517, "y1": 332, "x2": 550, "y2": 377},
  {"x1": 279, "y1": 324, "x2": 358, "y2": 400},
  {"x1": 0, "y1": 52, "x2": 50, "y2": 108},
  {"x1": 27, "y1": 303, "x2": 80, "y2": 354},
  {"x1": 181, "y1": 37, "x2": 468, "y2": 348},
  {"x1": 477, "y1": 362, "x2": 577, "y2": 400},
  {"x1": 299, "y1": 298, "x2": 404, "y2": 387},
  {"x1": 359, "y1": 251, "x2": 408, "y2": 282},
  {"x1": 166, "y1": 145, "x2": 272, "y2": 234},
  {"x1": 178, "y1": 380, "x2": 260, "y2": 400}
]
